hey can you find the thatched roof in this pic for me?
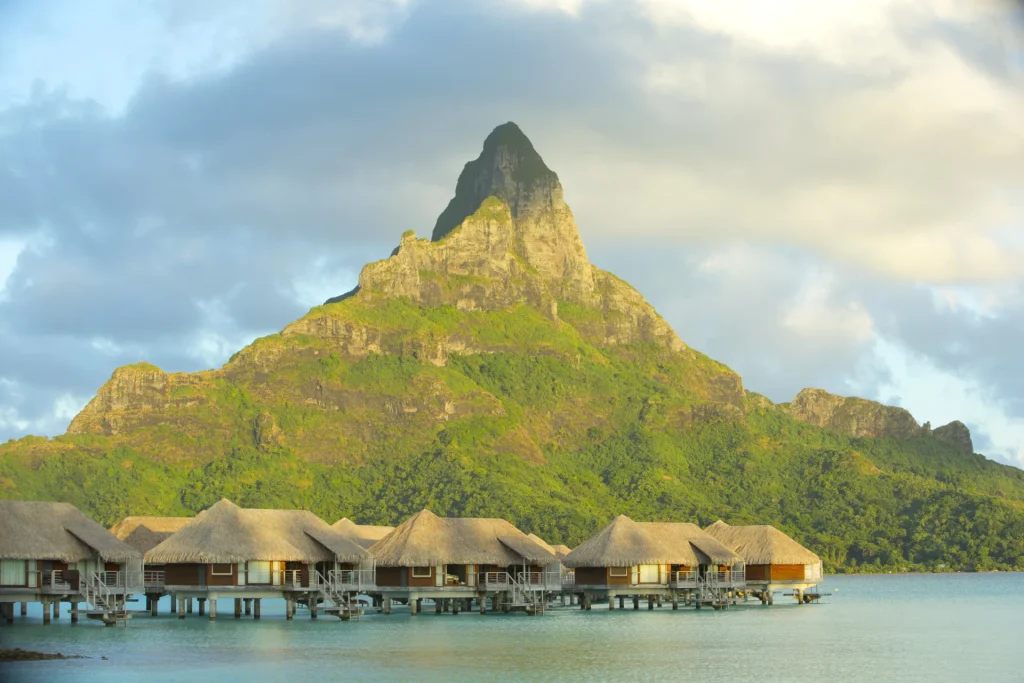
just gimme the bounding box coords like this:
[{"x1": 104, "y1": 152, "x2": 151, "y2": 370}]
[
  {"x1": 332, "y1": 518, "x2": 395, "y2": 549},
  {"x1": 110, "y1": 516, "x2": 194, "y2": 554},
  {"x1": 704, "y1": 521, "x2": 821, "y2": 565},
  {"x1": 0, "y1": 501, "x2": 140, "y2": 563},
  {"x1": 145, "y1": 499, "x2": 369, "y2": 564},
  {"x1": 368, "y1": 509, "x2": 557, "y2": 567},
  {"x1": 526, "y1": 533, "x2": 571, "y2": 561},
  {"x1": 638, "y1": 523, "x2": 740, "y2": 564},
  {"x1": 563, "y1": 515, "x2": 740, "y2": 568}
]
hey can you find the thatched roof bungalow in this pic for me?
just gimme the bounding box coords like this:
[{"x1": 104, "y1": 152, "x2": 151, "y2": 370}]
[
  {"x1": 564, "y1": 515, "x2": 740, "y2": 590},
  {"x1": 368, "y1": 509, "x2": 557, "y2": 590},
  {"x1": 110, "y1": 516, "x2": 194, "y2": 556},
  {"x1": 0, "y1": 501, "x2": 140, "y2": 593},
  {"x1": 145, "y1": 499, "x2": 369, "y2": 589},
  {"x1": 704, "y1": 521, "x2": 823, "y2": 584},
  {"x1": 332, "y1": 518, "x2": 395, "y2": 549}
]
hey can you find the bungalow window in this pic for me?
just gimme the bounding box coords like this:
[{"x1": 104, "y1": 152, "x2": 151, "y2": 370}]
[
  {"x1": 609, "y1": 567, "x2": 629, "y2": 578},
  {"x1": 211, "y1": 564, "x2": 233, "y2": 576},
  {"x1": 0, "y1": 560, "x2": 26, "y2": 586},
  {"x1": 412, "y1": 566, "x2": 432, "y2": 578},
  {"x1": 247, "y1": 561, "x2": 272, "y2": 584}
]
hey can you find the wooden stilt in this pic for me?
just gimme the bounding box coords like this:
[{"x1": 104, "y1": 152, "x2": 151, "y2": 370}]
[
  {"x1": 656, "y1": 595, "x2": 663, "y2": 608},
  {"x1": 69, "y1": 602, "x2": 78, "y2": 624},
  {"x1": 42, "y1": 600, "x2": 51, "y2": 625},
  {"x1": 383, "y1": 598, "x2": 391, "y2": 615},
  {"x1": 286, "y1": 599, "x2": 294, "y2": 620},
  {"x1": 672, "y1": 594, "x2": 679, "y2": 610},
  {"x1": 197, "y1": 598, "x2": 205, "y2": 616},
  {"x1": 480, "y1": 596, "x2": 487, "y2": 614},
  {"x1": 20, "y1": 602, "x2": 27, "y2": 616},
  {"x1": 245, "y1": 598, "x2": 252, "y2": 616},
  {"x1": 632, "y1": 596, "x2": 639, "y2": 610},
  {"x1": 187, "y1": 598, "x2": 193, "y2": 614},
  {"x1": 2, "y1": 603, "x2": 12, "y2": 624},
  {"x1": 452, "y1": 599, "x2": 460, "y2": 615},
  {"x1": 235, "y1": 598, "x2": 242, "y2": 619},
  {"x1": 648, "y1": 596, "x2": 654, "y2": 610},
  {"x1": 151, "y1": 596, "x2": 159, "y2": 617},
  {"x1": 619, "y1": 596, "x2": 625, "y2": 610},
  {"x1": 410, "y1": 597, "x2": 419, "y2": 616},
  {"x1": 52, "y1": 601, "x2": 59, "y2": 620},
  {"x1": 608, "y1": 596, "x2": 615, "y2": 610},
  {"x1": 171, "y1": 593, "x2": 177, "y2": 614},
  {"x1": 178, "y1": 597, "x2": 186, "y2": 619},
  {"x1": 311, "y1": 598, "x2": 318, "y2": 619},
  {"x1": 209, "y1": 598, "x2": 216, "y2": 620},
  {"x1": 254, "y1": 599, "x2": 261, "y2": 619}
]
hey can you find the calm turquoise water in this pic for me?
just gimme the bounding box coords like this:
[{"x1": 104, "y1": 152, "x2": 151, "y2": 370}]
[{"x1": 2, "y1": 574, "x2": 1023, "y2": 682}]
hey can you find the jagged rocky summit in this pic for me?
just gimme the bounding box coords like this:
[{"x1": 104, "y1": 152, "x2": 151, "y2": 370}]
[{"x1": 323, "y1": 122, "x2": 679, "y2": 352}]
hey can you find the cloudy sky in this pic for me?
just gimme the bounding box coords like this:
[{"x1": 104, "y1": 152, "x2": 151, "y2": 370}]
[{"x1": 1, "y1": 0, "x2": 1022, "y2": 466}]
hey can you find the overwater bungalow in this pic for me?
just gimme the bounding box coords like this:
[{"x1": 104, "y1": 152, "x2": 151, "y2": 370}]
[
  {"x1": 0, "y1": 501, "x2": 142, "y2": 625},
  {"x1": 367, "y1": 509, "x2": 559, "y2": 615},
  {"x1": 110, "y1": 515, "x2": 195, "y2": 611},
  {"x1": 144, "y1": 499, "x2": 372, "y2": 620},
  {"x1": 563, "y1": 515, "x2": 743, "y2": 609},
  {"x1": 704, "y1": 521, "x2": 823, "y2": 604},
  {"x1": 332, "y1": 518, "x2": 395, "y2": 549}
]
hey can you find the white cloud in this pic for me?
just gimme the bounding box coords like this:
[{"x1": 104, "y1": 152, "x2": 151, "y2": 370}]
[
  {"x1": 873, "y1": 338, "x2": 1024, "y2": 467},
  {"x1": 782, "y1": 271, "x2": 875, "y2": 345}
]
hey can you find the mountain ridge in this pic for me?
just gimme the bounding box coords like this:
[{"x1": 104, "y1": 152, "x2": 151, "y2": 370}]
[{"x1": 2, "y1": 122, "x2": 1022, "y2": 571}]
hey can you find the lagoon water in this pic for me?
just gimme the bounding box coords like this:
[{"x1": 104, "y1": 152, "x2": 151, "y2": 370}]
[{"x1": 2, "y1": 574, "x2": 1023, "y2": 682}]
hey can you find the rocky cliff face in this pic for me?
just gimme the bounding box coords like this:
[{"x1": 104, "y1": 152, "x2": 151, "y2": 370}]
[
  {"x1": 67, "y1": 363, "x2": 215, "y2": 436},
  {"x1": 786, "y1": 388, "x2": 973, "y2": 452},
  {"x1": 933, "y1": 420, "x2": 974, "y2": 454}
]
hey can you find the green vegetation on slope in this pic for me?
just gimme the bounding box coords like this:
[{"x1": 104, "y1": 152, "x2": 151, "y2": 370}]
[
  {"x1": 3, "y1": 289, "x2": 1024, "y2": 573},
  {"x1": 2, "y1": 349, "x2": 1024, "y2": 573}
]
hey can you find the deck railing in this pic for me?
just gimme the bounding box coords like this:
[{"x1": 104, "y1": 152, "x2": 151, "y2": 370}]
[
  {"x1": 143, "y1": 570, "x2": 165, "y2": 586},
  {"x1": 478, "y1": 571, "x2": 513, "y2": 590},
  {"x1": 282, "y1": 570, "x2": 305, "y2": 587},
  {"x1": 561, "y1": 570, "x2": 575, "y2": 590},
  {"x1": 516, "y1": 571, "x2": 562, "y2": 591},
  {"x1": 36, "y1": 570, "x2": 71, "y2": 591},
  {"x1": 705, "y1": 567, "x2": 746, "y2": 589},
  {"x1": 99, "y1": 571, "x2": 121, "y2": 587},
  {"x1": 671, "y1": 570, "x2": 698, "y2": 588},
  {"x1": 332, "y1": 569, "x2": 375, "y2": 591}
]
